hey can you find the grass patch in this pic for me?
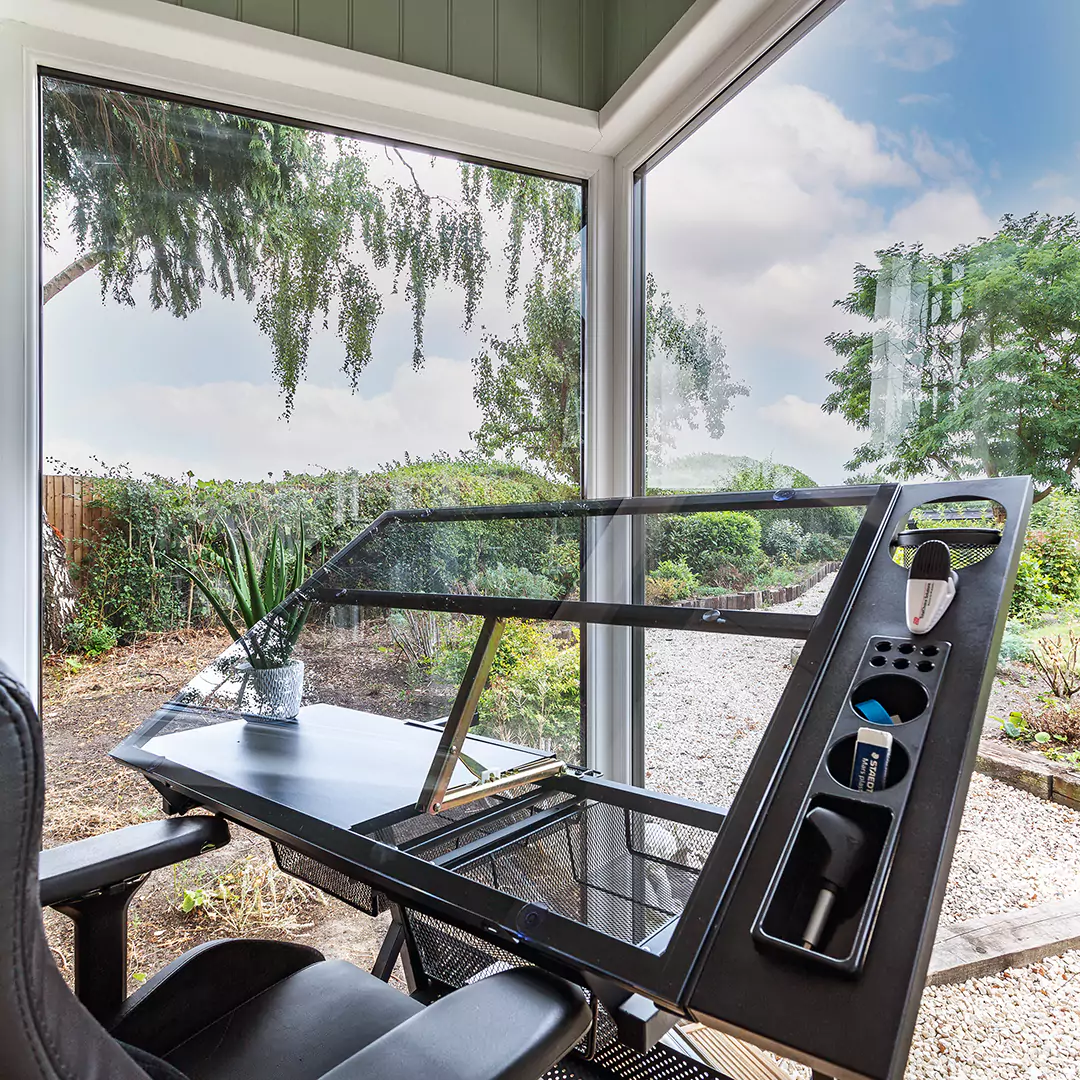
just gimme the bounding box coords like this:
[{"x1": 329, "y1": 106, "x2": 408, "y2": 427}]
[{"x1": 171, "y1": 854, "x2": 326, "y2": 936}]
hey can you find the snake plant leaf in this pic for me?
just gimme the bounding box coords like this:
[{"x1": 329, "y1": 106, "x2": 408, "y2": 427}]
[
  {"x1": 171, "y1": 514, "x2": 310, "y2": 669},
  {"x1": 221, "y1": 523, "x2": 255, "y2": 629},
  {"x1": 291, "y1": 516, "x2": 307, "y2": 593},
  {"x1": 239, "y1": 529, "x2": 266, "y2": 623}
]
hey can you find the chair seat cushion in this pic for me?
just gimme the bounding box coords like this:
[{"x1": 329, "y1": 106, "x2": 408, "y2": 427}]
[{"x1": 162, "y1": 959, "x2": 423, "y2": 1080}]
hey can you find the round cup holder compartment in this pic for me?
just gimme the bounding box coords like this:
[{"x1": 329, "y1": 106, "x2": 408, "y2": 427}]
[
  {"x1": 827, "y1": 734, "x2": 910, "y2": 793},
  {"x1": 851, "y1": 673, "x2": 930, "y2": 725}
]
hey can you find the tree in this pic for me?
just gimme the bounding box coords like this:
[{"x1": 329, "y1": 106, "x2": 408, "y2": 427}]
[
  {"x1": 644, "y1": 275, "x2": 748, "y2": 478},
  {"x1": 42, "y1": 77, "x2": 563, "y2": 415},
  {"x1": 44, "y1": 77, "x2": 738, "y2": 487},
  {"x1": 471, "y1": 271, "x2": 747, "y2": 485},
  {"x1": 824, "y1": 213, "x2": 1080, "y2": 501}
]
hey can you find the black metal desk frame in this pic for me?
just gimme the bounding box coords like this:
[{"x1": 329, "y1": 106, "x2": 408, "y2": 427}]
[{"x1": 113, "y1": 479, "x2": 1031, "y2": 1080}]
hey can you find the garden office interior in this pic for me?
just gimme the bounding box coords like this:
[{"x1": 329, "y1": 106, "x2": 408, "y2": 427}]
[{"x1": 3, "y1": 2, "x2": 1080, "y2": 1080}]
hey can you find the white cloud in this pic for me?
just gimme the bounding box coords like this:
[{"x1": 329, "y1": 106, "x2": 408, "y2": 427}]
[
  {"x1": 45, "y1": 356, "x2": 483, "y2": 481},
  {"x1": 647, "y1": 82, "x2": 917, "y2": 280},
  {"x1": 888, "y1": 188, "x2": 993, "y2": 249},
  {"x1": 647, "y1": 80, "x2": 993, "y2": 375},
  {"x1": 898, "y1": 93, "x2": 949, "y2": 106},
  {"x1": 1032, "y1": 172, "x2": 1069, "y2": 191},
  {"x1": 758, "y1": 395, "x2": 858, "y2": 448},
  {"x1": 877, "y1": 21, "x2": 955, "y2": 71},
  {"x1": 642, "y1": 73, "x2": 1001, "y2": 481},
  {"x1": 910, "y1": 129, "x2": 976, "y2": 182}
]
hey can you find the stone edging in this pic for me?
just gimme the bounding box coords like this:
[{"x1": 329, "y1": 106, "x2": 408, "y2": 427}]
[
  {"x1": 676, "y1": 561, "x2": 842, "y2": 612},
  {"x1": 975, "y1": 739, "x2": 1080, "y2": 810}
]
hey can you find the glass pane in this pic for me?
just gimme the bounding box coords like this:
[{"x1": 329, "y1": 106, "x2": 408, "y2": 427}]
[
  {"x1": 116, "y1": 494, "x2": 852, "y2": 950},
  {"x1": 39, "y1": 75, "x2": 584, "y2": 979},
  {"x1": 640, "y1": 1, "x2": 1073, "y2": 797}
]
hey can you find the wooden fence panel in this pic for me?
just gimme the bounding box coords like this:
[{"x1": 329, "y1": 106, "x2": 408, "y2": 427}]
[{"x1": 42, "y1": 475, "x2": 109, "y2": 566}]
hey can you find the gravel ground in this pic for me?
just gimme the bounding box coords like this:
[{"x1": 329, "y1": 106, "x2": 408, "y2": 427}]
[{"x1": 644, "y1": 575, "x2": 1080, "y2": 1079}]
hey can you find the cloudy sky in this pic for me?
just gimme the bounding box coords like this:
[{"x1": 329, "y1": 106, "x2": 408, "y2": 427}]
[
  {"x1": 646, "y1": 0, "x2": 1080, "y2": 484},
  {"x1": 42, "y1": 142, "x2": 542, "y2": 481},
  {"x1": 43, "y1": 0, "x2": 1080, "y2": 486}
]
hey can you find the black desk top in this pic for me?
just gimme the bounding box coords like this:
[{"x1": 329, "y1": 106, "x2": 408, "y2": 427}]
[{"x1": 130, "y1": 704, "x2": 545, "y2": 832}]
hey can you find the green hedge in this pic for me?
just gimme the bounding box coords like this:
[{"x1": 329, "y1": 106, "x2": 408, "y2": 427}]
[
  {"x1": 647, "y1": 511, "x2": 766, "y2": 590},
  {"x1": 1010, "y1": 491, "x2": 1080, "y2": 622},
  {"x1": 73, "y1": 459, "x2": 574, "y2": 643}
]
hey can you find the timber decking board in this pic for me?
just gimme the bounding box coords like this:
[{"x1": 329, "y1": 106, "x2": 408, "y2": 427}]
[{"x1": 928, "y1": 894, "x2": 1080, "y2": 986}]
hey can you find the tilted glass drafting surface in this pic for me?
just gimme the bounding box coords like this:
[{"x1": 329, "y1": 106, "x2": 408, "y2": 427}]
[{"x1": 113, "y1": 477, "x2": 1030, "y2": 1080}]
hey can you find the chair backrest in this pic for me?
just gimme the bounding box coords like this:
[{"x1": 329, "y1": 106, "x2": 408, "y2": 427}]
[{"x1": 0, "y1": 665, "x2": 149, "y2": 1080}]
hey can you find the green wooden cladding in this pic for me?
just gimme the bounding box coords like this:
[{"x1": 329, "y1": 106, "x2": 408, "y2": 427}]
[{"x1": 167, "y1": 0, "x2": 696, "y2": 110}]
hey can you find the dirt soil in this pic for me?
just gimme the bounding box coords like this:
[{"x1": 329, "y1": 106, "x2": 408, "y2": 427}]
[
  {"x1": 296, "y1": 616, "x2": 456, "y2": 720},
  {"x1": 41, "y1": 628, "x2": 411, "y2": 993}
]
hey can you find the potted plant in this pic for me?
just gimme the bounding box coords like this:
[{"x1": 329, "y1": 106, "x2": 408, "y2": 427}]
[{"x1": 168, "y1": 517, "x2": 311, "y2": 719}]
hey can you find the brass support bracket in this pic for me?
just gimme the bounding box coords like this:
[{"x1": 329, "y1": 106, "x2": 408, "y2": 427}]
[{"x1": 417, "y1": 615, "x2": 506, "y2": 814}]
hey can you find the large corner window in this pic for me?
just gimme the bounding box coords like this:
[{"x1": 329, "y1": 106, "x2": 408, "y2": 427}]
[
  {"x1": 39, "y1": 73, "x2": 586, "y2": 835},
  {"x1": 633, "y1": 1, "x2": 1080, "y2": 794}
]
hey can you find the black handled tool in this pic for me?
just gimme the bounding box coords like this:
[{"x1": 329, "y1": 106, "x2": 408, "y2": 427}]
[{"x1": 801, "y1": 807, "x2": 870, "y2": 951}]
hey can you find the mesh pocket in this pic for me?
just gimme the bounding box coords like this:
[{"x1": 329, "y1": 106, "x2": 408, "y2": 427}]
[
  {"x1": 452, "y1": 801, "x2": 715, "y2": 947},
  {"x1": 272, "y1": 842, "x2": 387, "y2": 916}
]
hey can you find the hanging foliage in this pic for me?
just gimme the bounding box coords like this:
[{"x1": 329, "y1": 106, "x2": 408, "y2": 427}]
[{"x1": 42, "y1": 77, "x2": 580, "y2": 416}]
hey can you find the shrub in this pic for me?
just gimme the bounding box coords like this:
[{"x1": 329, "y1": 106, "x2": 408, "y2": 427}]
[
  {"x1": 1026, "y1": 527, "x2": 1080, "y2": 602},
  {"x1": 388, "y1": 610, "x2": 445, "y2": 671},
  {"x1": 723, "y1": 460, "x2": 863, "y2": 538},
  {"x1": 762, "y1": 519, "x2": 805, "y2": 562},
  {"x1": 802, "y1": 532, "x2": 848, "y2": 562},
  {"x1": 1020, "y1": 700, "x2": 1080, "y2": 745},
  {"x1": 76, "y1": 531, "x2": 181, "y2": 643},
  {"x1": 540, "y1": 540, "x2": 580, "y2": 597},
  {"x1": 435, "y1": 619, "x2": 580, "y2": 761},
  {"x1": 997, "y1": 620, "x2": 1032, "y2": 663},
  {"x1": 1009, "y1": 550, "x2": 1053, "y2": 622},
  {"x1": 475, "y1": 563, "x2": 558, "y2": 599},
  {"x1": 645, "y1": 560, "x2": 699, "y2": 604},
  {"x1": 64, "y1": 620, "x2": 118, "y2": 658},
  {"x1": 1031, "y1": 633, "x2": 1080, "y2": 698},
  {"x1": 650, "y1": 511, "x2": 765, "y2": 589},
  {"x1": 64, "y1": 456, "x2": 572, "y2": 644}
]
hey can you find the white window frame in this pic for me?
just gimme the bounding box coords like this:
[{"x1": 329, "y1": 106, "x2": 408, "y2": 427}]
[{"x1": 0, "y1": 0, "x2": 822, "y2": 783}]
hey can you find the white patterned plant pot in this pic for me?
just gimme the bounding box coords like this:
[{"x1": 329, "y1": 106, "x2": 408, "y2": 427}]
[{"x1": 236, "y1": 659, "x2": 304, "y2": 720}]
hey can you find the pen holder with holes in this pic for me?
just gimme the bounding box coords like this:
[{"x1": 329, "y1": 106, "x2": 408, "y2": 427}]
[{"x1": 752, "y1": 635, "x2": 951, "y2": 974}]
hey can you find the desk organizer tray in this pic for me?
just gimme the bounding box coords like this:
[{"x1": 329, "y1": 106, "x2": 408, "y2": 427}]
[
  {"x1": 433, "y1": 798, "x2": 716, "y2": 947},
  {"x1": 752, "y1": 636, "x2": 951, "y2": 973}
]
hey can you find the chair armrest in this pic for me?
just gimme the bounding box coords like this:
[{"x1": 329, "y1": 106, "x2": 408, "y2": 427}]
[
  {"x1": 40, "y1": 815, "x2": 230, "y2": 907},
  {"x1": 320, "y1": 969, "x2": 591, "y2": 1080}
]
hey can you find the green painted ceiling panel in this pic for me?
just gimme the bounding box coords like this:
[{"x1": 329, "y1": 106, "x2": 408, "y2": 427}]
[
  {"x1": 580, "y1": 0, "x2": 603, "y2": 113},
  {"x1": 451, "y1": 0, "x2": 496, "y2": 85},
  {"x1": 182, "y1": 0, "x2": 239, "y2": 18},
  {"x1": 241, "y1": 0, "x2": 296, "y2": 34},
  {"x1": 539, "y1": 0, "x2": 580, "y2": 106},
  {"x1": 351, "y1": 0, "x2": 400, "y2": 60},
  {"x1": 402, "y1": 0, "x2": 449, "y2": 73},
  {"x1": 497, "y1": 0, "x2": 539, "y2": 97},
  {"x1": 173, "y1": 0, "x2": 697, "y2": 110},
  {"x1": 298, "y1": 0, "x2": 349, "y2": 47}
]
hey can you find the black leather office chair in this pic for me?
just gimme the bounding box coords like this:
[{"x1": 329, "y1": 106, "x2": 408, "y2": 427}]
[{"x1": 0, "y1": 665, "x2": 591, "y2": 1080}]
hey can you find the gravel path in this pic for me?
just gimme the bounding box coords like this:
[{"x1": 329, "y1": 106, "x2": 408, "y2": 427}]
[{"x1": 644, "y1": 575, "x2": 1080, "y2": 1079}]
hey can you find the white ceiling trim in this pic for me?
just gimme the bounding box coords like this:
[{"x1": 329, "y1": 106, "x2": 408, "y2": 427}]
[
  {"x1": 0, "y1": 0, "x2": 603, "y2": 171},
  {"x1": 1, "y1": 0, "x2": 824, "y2": 171},
  {"x1": 601, "y1": 0, "x2": 825, "y2": 167}
]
